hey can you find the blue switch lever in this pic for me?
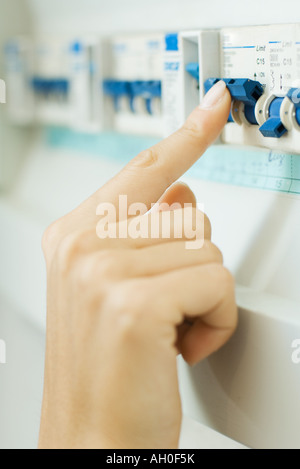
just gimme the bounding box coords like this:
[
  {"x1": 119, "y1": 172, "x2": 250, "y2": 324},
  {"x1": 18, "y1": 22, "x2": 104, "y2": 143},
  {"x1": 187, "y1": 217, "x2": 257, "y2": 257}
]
[
  {"x1": 31, "y1": 77, "x2": 69, "y2": 98},
  {"x1": 204, "y1": 78, "x2": 264, "y2": 105},
  {"x1": 103, "y1": 80, "x2": 131, "y2": 111},
  {"x1": 204, "y1": 78, "x2": 264, "y2": 125},
  {"x1": 259, "y1": 98, "x2": 287, "y2": 138},
  {"x1": 130, "y1": 81, "x2": 162, "y2": 114},
  {"x1": 186, "y1": 63, "x2": 199, "y2": 82}
]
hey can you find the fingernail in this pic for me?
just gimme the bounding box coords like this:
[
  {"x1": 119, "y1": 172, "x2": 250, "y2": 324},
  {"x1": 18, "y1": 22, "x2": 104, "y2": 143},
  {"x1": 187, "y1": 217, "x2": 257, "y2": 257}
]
[{"x1": 200, "y1": 80, "x2": 227, "y2": 109}]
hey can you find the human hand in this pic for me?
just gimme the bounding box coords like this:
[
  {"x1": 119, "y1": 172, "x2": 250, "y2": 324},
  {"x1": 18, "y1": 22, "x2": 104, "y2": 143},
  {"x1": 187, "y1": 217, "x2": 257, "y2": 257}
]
[{"x1": 39, "y1": 80, "x2": 237, "y2": 449}]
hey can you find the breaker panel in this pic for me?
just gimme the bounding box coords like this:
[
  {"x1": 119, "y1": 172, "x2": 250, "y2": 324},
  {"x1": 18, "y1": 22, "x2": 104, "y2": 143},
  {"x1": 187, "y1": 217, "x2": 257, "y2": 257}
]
[
  {"x1": 4, "y1": 24, "x2": 300, "y2": 152},
  {"x1": 4, "y1": 33, "x2": 164, "y2": 136},
  {"x1": 163, "y1": 24, "x2": 300, "y2": 154}
]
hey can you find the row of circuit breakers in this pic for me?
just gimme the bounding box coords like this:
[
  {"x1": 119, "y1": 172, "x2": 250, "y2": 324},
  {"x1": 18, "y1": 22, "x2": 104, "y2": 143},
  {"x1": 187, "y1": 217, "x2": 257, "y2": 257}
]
[{"x1": 4, "y1": 24, "x2": 300, "y2": 152}]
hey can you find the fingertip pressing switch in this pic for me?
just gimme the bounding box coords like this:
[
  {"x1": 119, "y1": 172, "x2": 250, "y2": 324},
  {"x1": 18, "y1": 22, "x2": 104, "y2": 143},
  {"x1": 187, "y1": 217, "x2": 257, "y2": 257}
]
[{"x1": 204, "y1": 78, "x2": 264, "y2": 125}]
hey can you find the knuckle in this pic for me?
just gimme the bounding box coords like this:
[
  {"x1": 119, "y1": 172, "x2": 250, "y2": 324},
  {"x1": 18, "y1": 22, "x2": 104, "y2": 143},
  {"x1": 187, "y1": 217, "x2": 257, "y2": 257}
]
[
  {"x1": 217, "y1": 266, "x2": 235, "y2": 291},
  {"x1": 107, "y1": 280, "x2": 151, "y2": 329},
  {"x1": 204, "y1": 241, "x2": 224, "y2": 264},
  {"x1": 180, "y1": 120, "x2": 202, "y2": 141},
  {"x1": 207, "y1": 264, "x2": 235, "y2": 297},
  {"x1": 74, "y1": 256, "x2": 98, "y2": 291},
  {"x1": 179, "y1": 119, "x2": 209, "y2": 148},
  {"x1": 96, "y1": 250, "x2": 123, "y2": 278},
  {"x1": 204, "y1": 213, "x2": 212, "y2": 240},
  {"x1": 42, "y1": 220, "x2": 63, "y2": 256},
  {"x1": 211, "y1": 265, "x2": 238, "y2": 330},
  {"x1": 55, "y1": 230, "x2": 87, "y2": 271},
  {"x1": 123, "y1": 282, "x2": 150, "y2": 316},
  {"x1": 131, "y1": 148, "x2": 160, "y2": 169}
]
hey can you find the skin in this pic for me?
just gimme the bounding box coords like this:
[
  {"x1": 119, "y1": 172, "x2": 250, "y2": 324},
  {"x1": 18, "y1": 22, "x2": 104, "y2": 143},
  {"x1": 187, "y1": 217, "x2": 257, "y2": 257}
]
[{"x1": 39, "y1": 82, "x2": 238, "y2": 449}]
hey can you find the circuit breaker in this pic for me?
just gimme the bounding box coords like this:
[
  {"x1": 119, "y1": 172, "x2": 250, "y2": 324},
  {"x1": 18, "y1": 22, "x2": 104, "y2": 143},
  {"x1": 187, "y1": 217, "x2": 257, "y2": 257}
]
[
  {"x1": 5, "y1": 24, "x2": 300, "y2": 150},
  {"x1": 164, "y1": 24, "x2": 300, "y2": 154},
  {"x1": 220, "y1": 24, "x2": 300, "y2": 153},
  {"x1": 4, "y1": 36, "x2": 106, "y2": 132},
  {"x1": 103, "y1": 33, "x2": 164, "y2": 136},
  {"x1": 163, "y1": 31, "x2": 220, "y2": 136}
]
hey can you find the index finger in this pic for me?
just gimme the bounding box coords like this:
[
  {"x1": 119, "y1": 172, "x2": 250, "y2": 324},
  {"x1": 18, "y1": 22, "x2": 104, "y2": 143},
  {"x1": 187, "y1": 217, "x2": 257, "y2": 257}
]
[{"x1": 98, "y1": 80, "x2": 231, "y2": 217}]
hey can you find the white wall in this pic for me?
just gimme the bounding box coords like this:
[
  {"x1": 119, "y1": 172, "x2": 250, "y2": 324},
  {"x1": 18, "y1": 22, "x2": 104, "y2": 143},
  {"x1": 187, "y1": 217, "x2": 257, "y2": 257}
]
[
  {"x1": 27, "y1": 0, "x2": 300, "y2": 35},
  {"x1": 0, "y1": 0, "x2": 34, "y2": 189},
  {"x1": 0, "y1": 299, "x2": 45, "y2": 449}
]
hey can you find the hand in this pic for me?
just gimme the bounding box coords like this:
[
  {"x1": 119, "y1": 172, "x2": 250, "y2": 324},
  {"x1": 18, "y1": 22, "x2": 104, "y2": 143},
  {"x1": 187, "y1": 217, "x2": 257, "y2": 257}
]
[{"x1": 39, "y1": 80, "x2": 237, "y2": 449}]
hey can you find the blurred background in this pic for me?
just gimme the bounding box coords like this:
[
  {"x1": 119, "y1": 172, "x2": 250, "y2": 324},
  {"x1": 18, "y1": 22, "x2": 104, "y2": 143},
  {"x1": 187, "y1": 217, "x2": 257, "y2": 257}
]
[{"x1": 1, "y1": 0, "x2": 300, "y2": 449}]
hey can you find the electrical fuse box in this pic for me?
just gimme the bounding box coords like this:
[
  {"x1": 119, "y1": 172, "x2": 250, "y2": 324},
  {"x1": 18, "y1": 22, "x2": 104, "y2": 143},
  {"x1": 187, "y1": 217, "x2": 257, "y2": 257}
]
[
  {"x1": 103, "y1": 34, "x2": 164, "y2": 136},
  {"x1": 219, "y1": 24, "x2": 300, "y2": 153},
  {"x1": 165, "y1": 24, "x2": 300, "y2": 153}
]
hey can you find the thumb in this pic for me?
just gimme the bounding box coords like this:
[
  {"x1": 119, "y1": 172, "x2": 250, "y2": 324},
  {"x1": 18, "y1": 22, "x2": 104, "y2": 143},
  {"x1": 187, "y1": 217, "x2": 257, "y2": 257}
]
[{"x1": 157, "y1": 182, "x2": 197, "y2": 209}]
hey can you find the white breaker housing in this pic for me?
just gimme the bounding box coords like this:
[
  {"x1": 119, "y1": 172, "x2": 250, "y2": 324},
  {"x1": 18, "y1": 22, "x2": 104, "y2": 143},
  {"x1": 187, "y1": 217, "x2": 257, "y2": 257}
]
[
  {"x1": 4, "y1": 36, "x2": 107, "y2": 133},
  {"x1": 163, "y1": 24, "x2": 300, "y2": 154},
  {"x1": 103, "y1": 33, "x2": 165, "y2": 136}
]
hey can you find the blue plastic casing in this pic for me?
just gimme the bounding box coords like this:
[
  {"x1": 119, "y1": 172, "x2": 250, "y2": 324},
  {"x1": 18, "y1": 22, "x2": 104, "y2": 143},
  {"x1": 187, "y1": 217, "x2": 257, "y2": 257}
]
[
  {"x1": 103, "y1": 80, "x2": 161, "y2": 114},
  {"x1": 165, "y1": 33, "x2": 179, "y2": 52},
  {"x1": 186, "y1": 63, "x2": 199, "y2": 82},
  {"x1": 103, "y1": 80, "x2": 131, "y2": 111},
  {"x1": 205, "y1": 78, "x2": 264, "y2": 105},
  {"x1": 130, "y1": 81, "x2": 161, "y2": 114},
  {"x1": 204, "y1": 77, "x2": 264, "y2": 125},
  {"x1": 31, "y1": 78, "x2": 70, "y2": 98},
  {"x1": 259, "y1": 97, "x2": 287, "y2": 138}
]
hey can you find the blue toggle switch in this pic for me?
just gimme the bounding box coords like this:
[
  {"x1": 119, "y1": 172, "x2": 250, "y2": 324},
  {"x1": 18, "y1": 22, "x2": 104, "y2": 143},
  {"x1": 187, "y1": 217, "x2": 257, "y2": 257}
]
[
  {"x1": 297, "y1": 108, "x2": 300, "y2": 127},
  {"x1": 259, "y1": 97, "x2": 287, "y2": 138},
  {"x1": 31, "y1": 77, "x2": 69, "y2": 98},
  {"x1": 103, "y1": 80, "x2": 131, "y2": 111},
  {"x1": 205, "y1": 78, "x2": 264, "y2": 105},
  {"x1": 130, "y1": 80, "x2": 161, "y2": 114},
  {"x1": 244, "y1": 104, "x2": 258, "y2": 125},
  {"x1": 186, "y1": 63, "x2": 199, "y2": 82},
  {"x1": 287, "y1": 88, "x2": 300, "y2": 126},
  {"x1": 204, "y1": 77, "x2": 220, "y2": 94},
  {"x1": 145, "y1": 81, "x2": 161, "y2": 115},
  {"x1": 204, "y1": 78, "x2": 264, "y2": 125}
]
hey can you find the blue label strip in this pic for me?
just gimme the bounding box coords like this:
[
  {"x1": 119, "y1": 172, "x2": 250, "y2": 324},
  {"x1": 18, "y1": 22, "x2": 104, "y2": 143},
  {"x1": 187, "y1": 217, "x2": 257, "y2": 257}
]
[{"x1": 46, "y1": 127, "x2": 300, "y2": 195}]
